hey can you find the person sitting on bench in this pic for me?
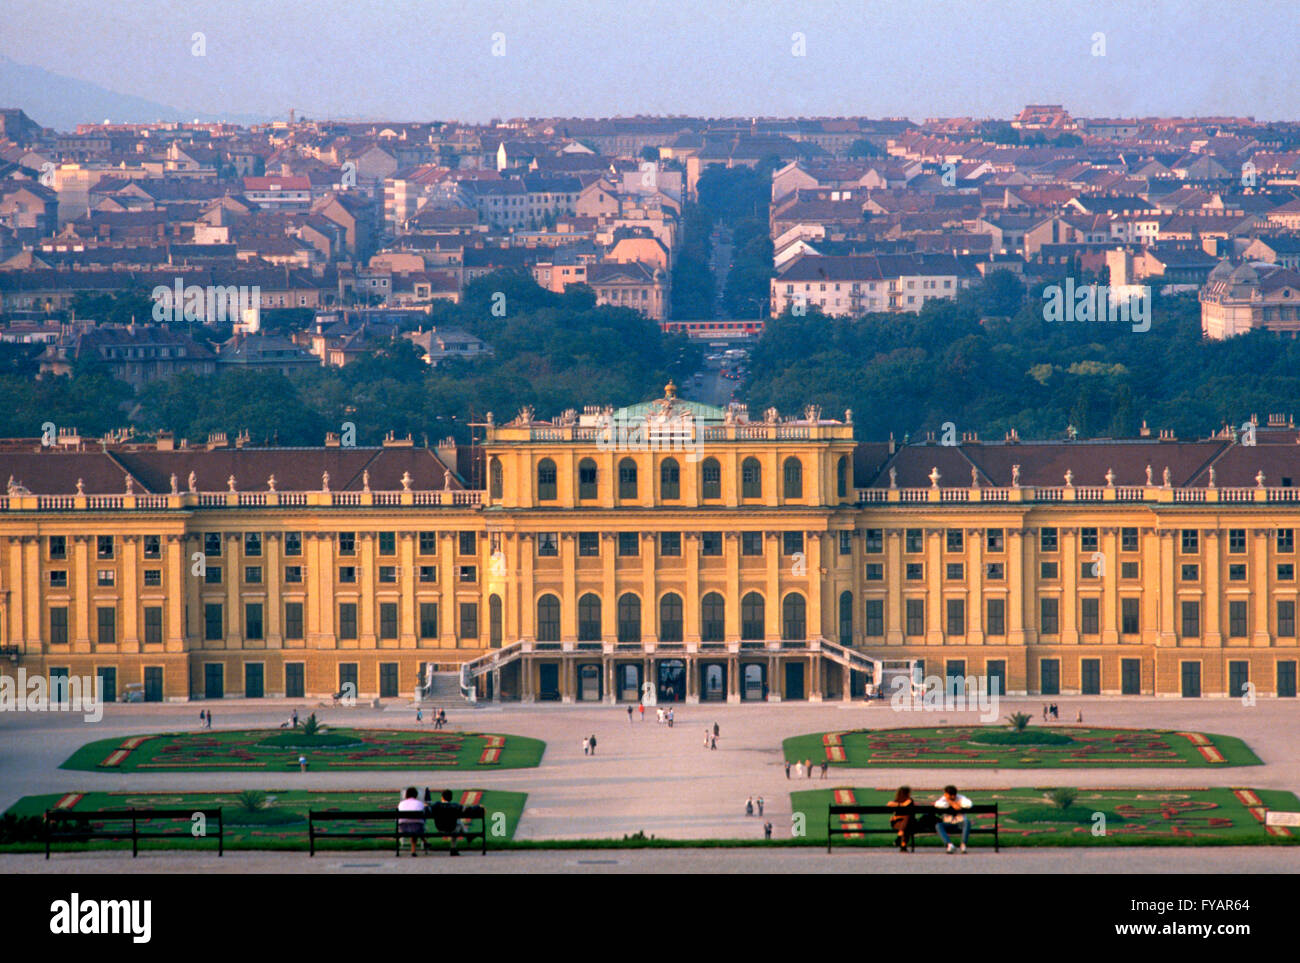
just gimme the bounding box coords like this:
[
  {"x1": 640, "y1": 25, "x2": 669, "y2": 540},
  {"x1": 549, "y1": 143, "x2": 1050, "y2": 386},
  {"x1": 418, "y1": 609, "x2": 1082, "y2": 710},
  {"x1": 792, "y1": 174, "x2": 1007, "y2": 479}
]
[
  {"x1": 886, "y1": 785, "x2": 915, "y2": 852},
  {"x1": 934, "y1": 785, "x2": 974, "y2": 854},
  {"x1": 429, "y1": 789, "x2": 466, "y2": 856},
  {"x1": 397, "y1": 787, "x2": 427, "y2": 857}
]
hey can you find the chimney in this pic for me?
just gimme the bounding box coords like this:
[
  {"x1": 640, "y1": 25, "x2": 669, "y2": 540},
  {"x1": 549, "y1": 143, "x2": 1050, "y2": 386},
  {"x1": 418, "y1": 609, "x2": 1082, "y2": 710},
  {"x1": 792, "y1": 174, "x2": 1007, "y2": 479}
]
[
  {"x1": 156, "y1": 430, "x2": 174, "y2": 451},
  {"x1": 437, "y1": 436, "x2": 458, "y2": 475}
]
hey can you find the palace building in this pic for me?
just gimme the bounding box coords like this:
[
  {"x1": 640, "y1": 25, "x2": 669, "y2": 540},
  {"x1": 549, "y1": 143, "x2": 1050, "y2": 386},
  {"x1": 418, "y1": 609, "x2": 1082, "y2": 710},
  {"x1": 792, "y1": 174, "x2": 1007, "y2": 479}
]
[{"x1": 1, "y1": 391, "x2": 1299, "y2": 704}]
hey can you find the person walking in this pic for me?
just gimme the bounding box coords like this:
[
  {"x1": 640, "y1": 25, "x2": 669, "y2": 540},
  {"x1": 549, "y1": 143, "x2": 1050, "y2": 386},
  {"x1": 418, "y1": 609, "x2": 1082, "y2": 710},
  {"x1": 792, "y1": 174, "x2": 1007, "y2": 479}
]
[
  {"x1": 582, "y1": 736, "x2": 590, "y2": 756},
  {"x1": 668, "y1": 707, "x2": 674, "y2": 728},
  {"x1": 710, "y1": 734, "x2": 717, "y2": 750},
  {"x1": 805, "y1": 758, "x2": 813, "y2": 779},
  {"x1": 757, "y1": 797, "x2": 764, "y2": 817},
  {"x1": 298, "y1": 754, "x2": 307, "y2": 773},
  {"x1": 416, "y1": 707, "x2": 423, "y2": 724},
  {"x1": 820, "y1": 760, "x2": 829, "y2": 779},
  {"x1": 763, "y1": 821, "x2": 773, "y2": 840},
  {"x1": 1075, "y1": 709, "x2": 1083, "y2": 723},
  {"x1": 291, "y1": 708, "x2": 299, "y2": 728},
  {"x1": 794, "y1": 759, "x2": 804, "y2": 778},
  {"x1": 206, "y1": 711, "x2": 213, "y2": 729},
  {"x1": 627, "y1": 705, "x2": 634, "y2": 723},
  {"x1": 785, "y1": 760, "x2": 792, "y2": 779},
  {"x1": 704, "y1": 729, "x2": 711, "y2": 748},
  {"x1": 639, "y1": 702, "x2": 645, "y2": 722},
  {"x1": 1042, "y1": 704, "x2": 1048, "y2": 721},
  {"x1": 589, "y1": 734, "x2": 597, "y2": 755},
  {"x1": 713, "y1": 722, "x2": 720, "y2": 739},
  {"x1": 745, "y1": 796, "x2": 754, "y2": 817}
]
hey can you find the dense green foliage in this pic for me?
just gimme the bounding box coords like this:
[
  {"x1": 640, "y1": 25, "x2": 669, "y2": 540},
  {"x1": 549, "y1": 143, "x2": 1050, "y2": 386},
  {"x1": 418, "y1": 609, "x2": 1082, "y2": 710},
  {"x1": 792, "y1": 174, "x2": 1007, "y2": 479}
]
[
  {"x1": 669, "y1": 204, "x2": 715, "y2": 319},
  {"x1": 3, "y1": 272, "x2": 700, "y2": 447},
  {"x1": 744, "y1": 277, "x2": 1298, "y2": 442}
]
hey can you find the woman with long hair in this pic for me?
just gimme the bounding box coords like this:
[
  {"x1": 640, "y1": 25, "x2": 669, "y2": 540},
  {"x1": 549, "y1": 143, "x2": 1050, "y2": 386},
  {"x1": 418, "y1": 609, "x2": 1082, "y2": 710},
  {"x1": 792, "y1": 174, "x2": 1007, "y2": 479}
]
[{"x1": 886, "y1": 785, "x2": 915, "y2": 852}]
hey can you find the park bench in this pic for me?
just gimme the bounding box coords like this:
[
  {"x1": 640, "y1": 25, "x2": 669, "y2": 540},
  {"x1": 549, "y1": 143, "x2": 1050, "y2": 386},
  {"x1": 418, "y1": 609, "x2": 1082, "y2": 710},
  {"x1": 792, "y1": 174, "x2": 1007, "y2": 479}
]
[
  {"x1": 307, "y1": 805, "x2": 487, "y2": 856},
  {"x1": 827, "y1": 803, "x2": 999, "y2": 852},
  {"x1": 45, "y1": 807, "x2": 224, "y2": 859}
]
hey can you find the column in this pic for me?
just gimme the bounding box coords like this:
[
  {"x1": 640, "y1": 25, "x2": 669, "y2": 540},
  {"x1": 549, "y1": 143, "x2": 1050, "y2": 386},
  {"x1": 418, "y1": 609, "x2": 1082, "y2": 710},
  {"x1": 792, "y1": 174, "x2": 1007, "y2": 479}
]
[
  {"x1": 925, "y1": 528, "x2": 942, "y2": 645},
  {"x1": 165, "y1": 534, "x2": 185, "y2": 650},
  {"x1": 967, "y1": 527, "x2": 984, "y2": 644},
  {"x1": 1204, "y1": 529, "x2": 1222, "y2": 647},
  {"x1": 121, "y1": 534, "x2": 140, "y2": 649},
  {"x1": 1252, "y1": 529, "x2": 1271, "y2": 646},
  {"x1": 267, "y1": 532, "x2": 283, "y2": 645},
  {"x1": 224, "y1": 532, "x2": 240, "y2": 647},
  {"x1": 1060, "y1": 529, "x2": 1078, "y2": 644},
  {"x1": 1101, "y1": 527, "x2": 1119, "y2": 644},
  {"x1": 886, "y1": 529, "x2": 903, "y2": 645}
]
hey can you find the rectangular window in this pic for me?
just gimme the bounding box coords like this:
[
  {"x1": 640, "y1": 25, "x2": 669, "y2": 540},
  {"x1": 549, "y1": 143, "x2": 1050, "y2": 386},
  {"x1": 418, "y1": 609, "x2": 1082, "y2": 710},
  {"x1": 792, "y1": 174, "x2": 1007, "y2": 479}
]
[
  {"x1": 204, "y1": 603, "x2": 223, "y2": 641},
  {"x1": 985, "y1": 562, "x2": 1004, "y2": 580},
  {"x1": 579, "y1": 462, "x2": 598, "y2": 499},
  {"x1": 1081, "y1": 560, "x2": 1100, "y2": 580},
  {"x1": 1122, "y1": 598, "x2": 1140, "y2": 635},
  {"x1": 284, "y1": 566, "x2": 303, "y2": 584},
  {"x1": 1181, "y1": 529, "x2": 1199, "y2": 554},
  {"x1": 204, "y1": 532, "x2": 222, "y2": 557},
  {"x1": 838, "y1": 531, "x2": 852, "y2": 556},
  {"x1": 905, "y1": 562, "x2": 923, "y2": 581},
  {"x1": 866, "y1": 563, "x2": 883, "y2": 581},
  {"x1": 783, "y1": 532, "x2": 804, "y2": 556},
  {"x1": 701, "y1": 532, "x2": 723, "y2": 557},
  {"x1": 1181, "y1": 600, "x2": 1200, "y2": 638},
  {"x1": 339, "y1": 566, "x2": 357, "y2": 583},
  {"x1": 1279, "y1": 529, "x2": 1295, "y2": 553},
  {"x1": 578, "y1": 532, "x2": 600, "y2": 557},
  {"x1": 459, "y1": 565, "x2": 477, "y2": 583},
  {"x1": 1122, "y1": 658, "x2": 1141, "y2": 695},
  {"x1": 378, "y1": 566, "x2": 397, "y2": 583},
  {"x1": 946, "y1": 529, "x2": 963, "y2": 553},
  {"x1": 1228, "y1": 563, "x2": 1247, "y2": 582},
  {"x1": 143, "y1": 569, "x2": 161, "y2": 587},
  {"x1": 143, "y1": 534, "x2": 161, "y2": 559},
  {"x1": 49, "y1": 569, "x2": 68, "y2": 588},
  {"x1": 741, "y1": 532, "x2": 763, "y2": 556},
  {"x1": 243, "y1": 566, "x2": 261, "y2": 585},
  {"x1": 618, "y1": 532, "x2": 640, "y2": 557},
  {"x1": 865, "y1": 599, "x2": 884, "y2": 636},
  {"x1": 986, "y1": 598, "x2": 1005, "y2": 636},
  {"x1": 97, "y1": 606, "x2": 116, "y2": 645},
  {"x1": 1228, "y1": 529, "x2": 1246, "y2": 554},
  {"x1": 414, "y1": 565, "x2": 435, "y2": 582},
  {"x1": 97, "y1": 535, "x2": 114, "y2": 559},
  {"x1": 49, "y1": 535, "x2": 66, "y2": 560},
  {"x1": 1040, "y1": 597, "x2": 1059, "y2": 634},
  {"x1": 244, "y1": 532, "x2": 262, "y2": 557},
  {"x1": 1080, "y1": 527, "x2": 1098, "y2": 553},
  {"x1": 1279, "y1": 563, "x2": 1295, "y2": 581},
  {"x1": 946, "y1": 563, "x2": 964, "y2": 580},
  {"x1": 459, "y1": 602, "x2": 478, "y2": 639},
  {"x1": 537, "y1": 532, "x2": 559, "y2": 557},
  {"x1": 1081, "y1": 597, "x2": 1099, "y2": 635},
  {"x1": 284, "y1": 531, "x2": 302, "y2": 556},
  {"x1": 50, "y1": 606, "x2": 68, "y2": 644},
  {"x1": 205, "y1": 565, "x2": 222, "y2": 585},
  {"x1": 1121, "y1": 561, "x2": 1139, "y2": 579},
  {"x1": 865, "y1": 529, "x2": 883, "y2": 553},
  {"x1": 378, "y1": 531, "x2": 396, "y2": 556},
  {"x1": 1181, "y1": 564, "x2": 1199, "y2": 582},
  {"x1": 1121, "y1": 527, "x2": 1138, "y2": 552},
  {"x1": 338, "y1": 603, "x2": 357, "y2": 640},
  {"x1": 904, "y1": 598, "x2": 924, "y2": 636},
  {"x1": 419, "y1": 603, "x2": 439, "y2": 639},
  {"x1": 284, "y1": 602, "x2": 304, "y2": 640},
  {"x1": 379, "y1": 602, "x2": 398, "y2": 640},
  {"x1": 946, "y1": 599, "x2": 965, "y2": 635},
  {"x1": 905, "y1": 528, "x2": 923, "y2": 553},
  {"x1": 1040, "y1": 561, "x2": 1058, "y2": 580},
  {"x1": 1040, "y1": 527, "x2": 1058, "y2": 552},
  {"x1": 136, "y1": 607, "x2": 160, "y2": 646},
  {"x1": 245, "y1": 603, "x2": 264, "y2": 640},
  {"x1": 660, "y1": 532, "x2": 681, "y2": 557},
  {"x1": 459, "y1": 532, "x2": 477, "y2": 556},
  {"x1": 1279, "y1": 601, "x2": 1296, "y2": 637},
  {"x1": 1228, "y1": 600, "x2": 1248, "y2": 638},
  {"x1": 338, "y1": 531, "x2": 356, "y2": 556},
  {"x1": 419, "y1": 531, "x2": 438, "y2": 555},
  {"x1": 97, "y1": 569, "x2": 115, "y2": 587},
  {"x1": 986, "y1": 529, "x2": 1004, "y2": 552}
]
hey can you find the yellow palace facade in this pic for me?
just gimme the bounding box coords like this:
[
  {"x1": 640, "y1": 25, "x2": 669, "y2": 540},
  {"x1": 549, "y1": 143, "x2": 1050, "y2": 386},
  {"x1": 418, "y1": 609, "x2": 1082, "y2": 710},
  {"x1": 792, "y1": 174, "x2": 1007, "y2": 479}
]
[{"x1": 1, "y1": 393, "x2": 1299, "y2": 703}]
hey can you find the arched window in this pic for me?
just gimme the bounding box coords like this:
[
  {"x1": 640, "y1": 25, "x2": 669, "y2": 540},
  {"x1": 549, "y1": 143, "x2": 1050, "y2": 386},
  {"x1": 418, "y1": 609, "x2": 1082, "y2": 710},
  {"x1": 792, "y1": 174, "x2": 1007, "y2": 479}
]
[
  {"x1": 578, "y1": 593, "x2": 602, "y2": 641},
  {"x1": 659, "y1": 592, "x2": 683, "y2": 642},
  {"x1": 783, "y1": 457, "x2": 803, "y2": 499},
  {"x1": 489, "y1": 458, "x2": 503, "y2": 500},
  {"x1": 836, "y1": 455, "x2": 849, "y2": 499},
  {"x1": 701, "y1": 592, "x2": 726, "y2": 642},
  {"x1": 578, "y1": 457, "x2": 598, "y2": 500},
  {"x1": 489, "y1": 594, "x2": 503, "y2": 648},
  {"x1": 617, "y1": 593, "x2": 642, "y2": 642},
  {"x1": 536, "y1": 594, "x2": 561, "y2": 642},
  {"x1": 782, "y1": 593, "x2": 807, "y2": 641},
  {"x1": 660, "y1": 457, "x2": 680, "y2": 500},
  {"x1": 618, "y1": 457, "x2": 638, "y2": 500},
  {"x1": 701, "y1": 457, "x2": 722, "y2": 500},
  {"x1": 537, "y1": 458, "x2": 557, "y2": 501},
  {"x1": 839, "y1": 590, "x2": 853, "y2": 644},
  {"x1": 741, "y1": 457, "x2": 762, "y2": 498},
  {"x1": 741, "y1": 592, "x2": 765, "y2": 641}
]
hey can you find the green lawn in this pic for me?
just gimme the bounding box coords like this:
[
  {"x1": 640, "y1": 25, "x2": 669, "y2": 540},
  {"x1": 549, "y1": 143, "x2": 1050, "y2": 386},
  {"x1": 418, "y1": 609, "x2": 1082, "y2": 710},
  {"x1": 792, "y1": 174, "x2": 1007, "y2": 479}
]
[
  {"x1": 60, "y1": 728, "x2": 545, "y2": 772},
  {"x1": 784, "y1": 726, "x2": 1261, "y2": 768},
  {"x1": 5, "y1": 789, "x2": 527, "y2": 854},
  {"x1": 794, "y1": 787, "x2": 1300, "y2": 846}
]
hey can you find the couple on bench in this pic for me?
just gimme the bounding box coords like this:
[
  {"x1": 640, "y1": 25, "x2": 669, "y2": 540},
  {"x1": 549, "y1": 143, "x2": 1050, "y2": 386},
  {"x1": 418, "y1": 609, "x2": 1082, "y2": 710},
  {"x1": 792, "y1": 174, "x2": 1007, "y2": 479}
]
[
  {"x1": 397, "y1": 788, "x2": 470, "y2": 856},
  {"x1": 887, "y1": 785, "x2": 974, "y2": 854}
]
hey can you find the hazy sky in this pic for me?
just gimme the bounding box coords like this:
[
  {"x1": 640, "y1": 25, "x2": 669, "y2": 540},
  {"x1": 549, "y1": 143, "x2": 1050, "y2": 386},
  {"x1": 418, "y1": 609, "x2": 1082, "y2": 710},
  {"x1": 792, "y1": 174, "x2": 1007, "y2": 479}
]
[{"x1": 6, "y1": 0, "x2": 1296, "y2": 122}]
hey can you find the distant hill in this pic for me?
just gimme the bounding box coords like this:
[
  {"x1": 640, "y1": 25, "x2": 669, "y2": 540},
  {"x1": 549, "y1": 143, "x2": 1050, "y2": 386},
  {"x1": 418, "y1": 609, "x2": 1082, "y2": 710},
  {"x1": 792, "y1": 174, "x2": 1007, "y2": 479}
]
[{"x1": 0, "y1": 54, "x2": 271, "y2": 131}]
